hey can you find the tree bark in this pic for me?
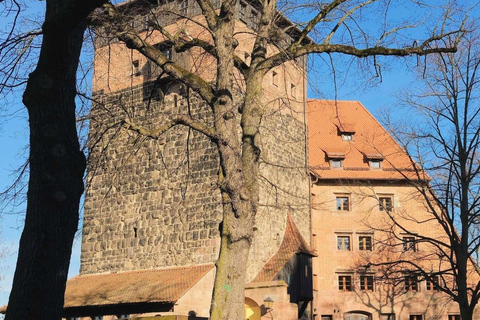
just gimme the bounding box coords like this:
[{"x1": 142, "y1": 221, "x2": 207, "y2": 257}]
[{"x1": 5, "y1": 0, "x2": 103, "y2": 319}]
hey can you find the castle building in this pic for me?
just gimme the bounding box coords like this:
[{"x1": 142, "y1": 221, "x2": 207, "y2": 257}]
[{"x1": 308, "y1": 100, "x2": 480, "y2": 320}]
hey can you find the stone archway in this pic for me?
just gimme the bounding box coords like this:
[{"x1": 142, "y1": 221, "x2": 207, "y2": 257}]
[
  {"x1": 244, "y1": 297, "x2": 261, "y2": 320},
  {"x1": 344, "y1": 311, "x2": 372, "y2": 320}
]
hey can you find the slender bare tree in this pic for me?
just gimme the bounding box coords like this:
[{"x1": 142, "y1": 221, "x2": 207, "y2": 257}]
[{"x1": 362, "y1": 33, "x2": 480, "y2": 320}]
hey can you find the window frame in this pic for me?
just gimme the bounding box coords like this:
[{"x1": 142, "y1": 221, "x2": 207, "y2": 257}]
[
  {"x1": 379, "y1": 195, "x2": 393, "y2": 212},
  {"x1": 330, "y1": 158, "x2": 343, "y2": 168},
  {"x1": 369, "y1": 159, "x2": 382, "y2": 169},
  {"x1": 403, "y1": 236, "x2": 417, "y2": 252},
  {"x1": 426, "y1": 275, "x2": 439, "y2": 291},
  {"x1": 404, "y1": 274, "x2": 419, "y2": 292},
  {"x1": 358, "y1": 235, "x2": 372, "y2": 251},
  {"x1": 338, "y1": 275, "x2": 353, "y2": 291},
  {"x1": 360, "y1": 274, "x2": 374, "y2": 291},
  {"x1": 337, "y1": 235, "x2": 351, "y2": 251},
  {"x1": 409, "y1": 315, "x2": 423, "y2": 320},
  {"x1": 336, "y1": 195, "x2": 350, "y2": 211}
]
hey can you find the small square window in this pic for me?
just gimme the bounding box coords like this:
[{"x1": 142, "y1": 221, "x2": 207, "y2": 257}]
[
  {"x1": 405, "y1": 275, "x2": 418, "y2": 291},
  {"x1": 272, "y1": 71, "x2": 278, "y2": 86},
  {"x1": 359, "y1": 236, "x2": 372, "y2": 251},
  {"x1": 337, "y1": 236, "x2": 351, "y2": 250},
  {"x1": 342, "y1": 134, "x2": 353, "y2": 141},
  {"x1": 360, "y1": 275, "x2": 374, "y2": 291},
  {"x1": 426, "y1": 275, "x2": 439, "y2": 291},
  {"x1": 379, "y1": 196, "x2": 393, "y2": 212},
  {"x1": 336, "y1": 196, "x2": 350, "y2": 211},
  {"x1": 409, "y1": 315, "x2": 423, "y2": 320},
  {"x1": 380, "y1": 314, "x2": 395, "y2": 320},
  {"x1": 330, "y1": 159, "x2": 343, "y2": 168},
  {"x1": 338, "y1": 275, "x2": 352, "y2": 291},
  {"x1": 370, "y1": 159, "x2": 382, "y2": 169},
  {"x1": 403, "y1": 237, "x2": 417, "y2": 252}
]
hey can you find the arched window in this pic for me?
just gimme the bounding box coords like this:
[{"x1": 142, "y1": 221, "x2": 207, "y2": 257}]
[{"x1": 344, "y1": 311, "x2": 371, "y2": 320}]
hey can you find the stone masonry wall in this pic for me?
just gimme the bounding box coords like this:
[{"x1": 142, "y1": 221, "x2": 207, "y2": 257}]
[
  {"x1": 81, "y1": 78, "x2": 310, "y2": 278},
  {"x1": 81, "y1": 81, "x2": 222, "y2": 274}
]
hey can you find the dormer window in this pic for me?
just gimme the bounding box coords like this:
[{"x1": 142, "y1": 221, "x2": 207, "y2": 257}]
[
  {"x1": 365, "y1": 153, "x2": 384, "y2": 170},
  {"x1": 330, "y1": 159, "x2": 343, "y2": 168},
  {"x1": 336, "y1": 123, "x2": 356, "y2": 141},
  {"x1": 370, "y1": 159, "x2": 382, "y2": 169},
  {"x1": 326, "y1": 151, "x2": 346, "y2": 169}
]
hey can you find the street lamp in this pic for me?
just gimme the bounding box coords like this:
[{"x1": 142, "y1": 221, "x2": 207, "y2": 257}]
[{"x1": 263, "y1": 297, "x2": 274, "y2": 310}]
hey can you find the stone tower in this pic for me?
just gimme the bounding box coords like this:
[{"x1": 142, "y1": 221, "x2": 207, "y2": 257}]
[{"x1": 80, "y1": 0, "x2": 311, "y2": 282}]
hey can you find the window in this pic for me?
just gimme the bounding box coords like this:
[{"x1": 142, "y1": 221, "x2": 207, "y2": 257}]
[
  {"x1": 369, "y1": 159, "x2": 382, "y2": 169},
  {"x1": 448, "y1": 315, "x2": 461, "y2": 320},
  {"x1": 405, "y1": 274, "x2": 418, "y2": 291},
  {"x1": 336, "y1": 195, "x2": 350, "y2": 211},
  {"x1": 330, "y1": 158, "x2": 343, "y2": 168},
  {"x1": 132, "y1": 60, "x2": 140, "y2": 76},
  {"x1": 342, "y1": 133, "x2": 353, "y2": 141},
  {"x1": 379, "y1": 196, "x2": 393, "y2": 212},
  {"x1": 359, "y1": 236, "x2": 372, "y2": 251},
  {"x1": 426, "y1": 275, "x2": 439, "y2": 291},
  {"x1": 360, "y1": 275, "x2": 374, "y2": 291},
  {"x1": 290, "y1": 83, "x2": 296, "y2": 98},
  {"x1": 321, "y1": 316, "x2": 333, "y2": 320},
  {"x1": 409, "y1": 315, "x2": 423, "y2": 320},
  {"x1": 179, "y1": 0, "x2": 188, "y2": 15},
  {"x1": 338, "y1": 275, "x2": 352, "y2": 291},
  {"x1": 162, "y1": 47, "x2": 173, "y2": 60},
  {"x1": 239, "y1": 1, "x2": 247, "y2": 22},
  {"x1": 272, "y1": 71, "x2": 278, "y2": 86},
  {"x1": 403, "y1": 237, "x2": 417, "y2": 252},
  {"x1": 380, "y1": 314, "x2": 395, "y2": 320},
  {"x1": 337, "y1": 236, "x2": 351, "y2": 250}
]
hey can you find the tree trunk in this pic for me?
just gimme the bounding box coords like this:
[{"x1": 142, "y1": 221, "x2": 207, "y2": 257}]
[{"x1": 5, "y1": 0, "x2": 103, "y2": 318}]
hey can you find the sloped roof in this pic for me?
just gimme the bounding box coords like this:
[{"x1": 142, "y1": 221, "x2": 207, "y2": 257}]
[
  {"x1": 308, "y1": 99, "x2": 427, "y2": 181},
  {"x1": 252, "y1": 214, "x2": 315, "y2": 283},
  {"x1": 64, "y1": 264, "x2": 214, "y2": 308}
]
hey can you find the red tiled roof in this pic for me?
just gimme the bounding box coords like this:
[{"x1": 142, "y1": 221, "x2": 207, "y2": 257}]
[
  {"x1": 252, "y1": 214, "x2": 315, "y2": 283},
  {"x1": 308, "y1": 99, "x2": 427, "y2": 181},
  {"x1": 64, "y1": 264, "x2": 214, "y2": 308}
]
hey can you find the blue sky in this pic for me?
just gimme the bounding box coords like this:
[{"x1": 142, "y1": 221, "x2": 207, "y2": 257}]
[{"x1": 0, "y1": 0, "x2": 469, "y2": 309}]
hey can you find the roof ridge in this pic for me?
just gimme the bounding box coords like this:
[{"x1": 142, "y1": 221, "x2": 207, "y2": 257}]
[{"x1": 73, "y1": 263, "x2": 215, "y2": 279}]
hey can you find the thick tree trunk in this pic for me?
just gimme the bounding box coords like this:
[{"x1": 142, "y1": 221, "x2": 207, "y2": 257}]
[{"x1": 5, "y1": 0, "x2": 103, "y2": 319}]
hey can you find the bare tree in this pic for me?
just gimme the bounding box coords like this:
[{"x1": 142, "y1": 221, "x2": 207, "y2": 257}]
[
  {"x1": 362, "y1": 33, "x2": 480, "y2": 320},
  {"x1": 0, "y1": 0, "x2": 106, "y2": 319},
  {"x1": 87, "y1": 1, "x2": 466, "y2": 319}
]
